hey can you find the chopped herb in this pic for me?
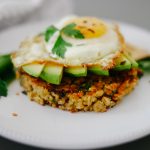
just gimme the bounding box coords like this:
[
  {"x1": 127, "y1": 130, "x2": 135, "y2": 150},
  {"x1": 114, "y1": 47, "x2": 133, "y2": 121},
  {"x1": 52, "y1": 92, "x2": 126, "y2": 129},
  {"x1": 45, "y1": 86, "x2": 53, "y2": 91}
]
[
  {"x1": 62, "y1": 23, "x2": 84, "y2": 39},
  {"x1": 79, "y1": 81, "x2": 92, "y2": 91},
  {"x1": 0, "y1": 79, "x2": 7, "y2": 97},
  {"x1": 52, "y1": 35, "x2": 72, "y2": 58},
  {"x1": 51, "y1": 99, "x2": 57, "y2": 103},
  {"x1": 45, "y1": 25, "x2": 58, "y2": 42}
]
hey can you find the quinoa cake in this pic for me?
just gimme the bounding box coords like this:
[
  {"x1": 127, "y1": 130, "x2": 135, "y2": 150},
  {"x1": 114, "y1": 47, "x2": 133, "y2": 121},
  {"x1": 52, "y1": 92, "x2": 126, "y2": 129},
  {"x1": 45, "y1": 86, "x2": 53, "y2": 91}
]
[
  {"x1": 20, "y1": 69, "x2": 138, "y2": 112},
  {"x1": 11, "y1": 16, "x2": 140, "y2": 112}
]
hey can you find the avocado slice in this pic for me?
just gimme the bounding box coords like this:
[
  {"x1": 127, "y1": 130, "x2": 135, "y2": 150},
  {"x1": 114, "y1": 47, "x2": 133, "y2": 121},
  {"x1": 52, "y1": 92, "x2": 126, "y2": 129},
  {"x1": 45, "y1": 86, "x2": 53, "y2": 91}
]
[
  {"x1": 40, "y1": 63, "x2": 63, "y2": 85},
  {"x1": 88, "y1": 65, "x2": 109, "y2": 76},
  {"x1": 23, "y1": 63, "x2": 45, "y2": 77},
  {"x1": 65, "y1": 66, "x2": 87, "y2": 77},
  {"x1": 114, "y1": 54, "x2": 131, "y2": 71},
  {"x1": 124, "y1": 53, "x2": 139, "y2": 68}
]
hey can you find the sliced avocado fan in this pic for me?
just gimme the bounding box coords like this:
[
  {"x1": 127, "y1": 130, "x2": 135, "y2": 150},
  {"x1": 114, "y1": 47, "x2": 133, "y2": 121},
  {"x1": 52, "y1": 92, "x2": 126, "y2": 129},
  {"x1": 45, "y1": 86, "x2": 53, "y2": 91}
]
[
  {"x1": 22, "y1": 54, "x2": 138, "y2": 85},
  {"x1": 65, "y1": 66, "x2": 87, "y2": 77},
  {"x1": 22, "y1": 63, "x2": 45, "y2": 77},
  {"x1": 40, "y1": 63, "x2": 63, "y2": 85},
  {"x1": 88, "y1": 65, "x2": 109, "y2": 76}
]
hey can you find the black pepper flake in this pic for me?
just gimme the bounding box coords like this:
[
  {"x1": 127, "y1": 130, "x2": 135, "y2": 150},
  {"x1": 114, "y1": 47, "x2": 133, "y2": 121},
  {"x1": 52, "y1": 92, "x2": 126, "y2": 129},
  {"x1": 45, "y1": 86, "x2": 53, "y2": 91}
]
[
  {"x1": 120, "y1": 61, "x2": 126, "y2": 65},
  {"x1": 83, "y1": 20, "x2": 87, "y2": 23},
  {"x1": 88, "y1": 28, "x2": 95, "y2": 33},
  {"x1": 22, "y1": 91, "x2": 27, "y2": 95},
  {"x1": 60, "y1": 92, "x2": 66, "y2": 97}
]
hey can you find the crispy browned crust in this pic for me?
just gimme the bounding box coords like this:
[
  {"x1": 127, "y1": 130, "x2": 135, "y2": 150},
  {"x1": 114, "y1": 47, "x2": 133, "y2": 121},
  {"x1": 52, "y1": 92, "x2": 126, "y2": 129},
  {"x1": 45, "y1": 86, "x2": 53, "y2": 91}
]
[{"x1": 20, "y1": 69, "x2": 139, "y2": 112}]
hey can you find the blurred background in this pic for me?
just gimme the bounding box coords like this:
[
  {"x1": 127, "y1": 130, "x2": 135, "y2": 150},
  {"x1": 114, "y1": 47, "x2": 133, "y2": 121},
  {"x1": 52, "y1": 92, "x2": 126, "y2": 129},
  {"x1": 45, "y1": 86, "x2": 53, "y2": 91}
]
[
  {"x1": 75, "y1": 0, "x2": 150, "y2": 30},
  {"x1": 0, "y1": 0, "x2": 150, "y2": 30},
  {"x1": 0, "y1": 0, "x2": 150, "y2": 149}
]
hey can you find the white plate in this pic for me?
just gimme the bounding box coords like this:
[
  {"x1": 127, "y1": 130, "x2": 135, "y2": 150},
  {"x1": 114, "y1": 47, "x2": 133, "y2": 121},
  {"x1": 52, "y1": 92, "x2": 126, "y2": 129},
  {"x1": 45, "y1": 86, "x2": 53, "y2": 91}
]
[{"x1": 0, "y1": 21, "x2": 150, "y2": 150}]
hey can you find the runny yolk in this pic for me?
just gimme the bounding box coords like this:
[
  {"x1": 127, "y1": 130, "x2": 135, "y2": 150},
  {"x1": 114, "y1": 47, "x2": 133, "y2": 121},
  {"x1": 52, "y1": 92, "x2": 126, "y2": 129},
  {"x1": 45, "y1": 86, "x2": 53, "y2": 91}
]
[{"x1": 66, "y1": 17, "x2": 107, "y2": 39}]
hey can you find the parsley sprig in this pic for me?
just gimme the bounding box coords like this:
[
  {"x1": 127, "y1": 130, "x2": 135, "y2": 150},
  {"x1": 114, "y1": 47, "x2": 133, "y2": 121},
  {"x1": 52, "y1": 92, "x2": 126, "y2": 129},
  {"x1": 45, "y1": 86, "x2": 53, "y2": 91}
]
[
  {"x1": 45, "y1": 25, "x2": 58, "y2": 42},
  {"x1": 52, "y1": 36, "x2": 72, "y2": 58},
  {"x1": 45, "y1": 23, "x2": 84, "y2": 58},
  {"x1": 61, "y1": 23, "x2": 84, "y2": 39}
]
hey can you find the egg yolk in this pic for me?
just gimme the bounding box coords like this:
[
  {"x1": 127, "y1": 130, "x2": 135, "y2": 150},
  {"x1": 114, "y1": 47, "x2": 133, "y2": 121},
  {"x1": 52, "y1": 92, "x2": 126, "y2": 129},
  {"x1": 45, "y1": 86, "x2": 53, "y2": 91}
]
[{"x1": 66, "y1": 17, "x2": 107, "y2": 39}]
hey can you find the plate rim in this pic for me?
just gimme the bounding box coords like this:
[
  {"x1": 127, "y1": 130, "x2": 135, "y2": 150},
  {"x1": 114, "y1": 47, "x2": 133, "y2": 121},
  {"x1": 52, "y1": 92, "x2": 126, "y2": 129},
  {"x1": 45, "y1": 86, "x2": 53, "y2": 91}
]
[{"x1": 0, "y1": 19, "x2": 150, "y2": 149}]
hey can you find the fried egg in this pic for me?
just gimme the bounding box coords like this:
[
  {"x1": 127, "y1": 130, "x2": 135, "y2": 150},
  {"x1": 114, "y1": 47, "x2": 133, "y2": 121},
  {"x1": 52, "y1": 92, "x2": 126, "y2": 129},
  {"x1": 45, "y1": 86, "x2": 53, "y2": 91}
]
[{"x1": 12, "y1": 16, "x2": 125, "y2": 68}]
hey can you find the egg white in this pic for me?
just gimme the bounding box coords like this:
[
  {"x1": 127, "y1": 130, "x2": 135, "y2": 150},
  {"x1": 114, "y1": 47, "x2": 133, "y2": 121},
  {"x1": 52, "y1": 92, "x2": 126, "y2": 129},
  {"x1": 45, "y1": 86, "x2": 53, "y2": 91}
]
[
  {"x1": 12, "y1": 16, "x2": 124, "y2": 68},
  {"x1": 45, "y1": 16, "x2": 122, "y2": 66}
]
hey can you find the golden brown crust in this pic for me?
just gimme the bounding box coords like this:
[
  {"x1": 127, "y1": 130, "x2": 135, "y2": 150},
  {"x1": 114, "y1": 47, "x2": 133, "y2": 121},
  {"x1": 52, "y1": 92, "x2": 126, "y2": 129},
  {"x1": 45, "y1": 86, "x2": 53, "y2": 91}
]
[{"x1": 19, "y1": 69, "x2": 139, "y2": 112}]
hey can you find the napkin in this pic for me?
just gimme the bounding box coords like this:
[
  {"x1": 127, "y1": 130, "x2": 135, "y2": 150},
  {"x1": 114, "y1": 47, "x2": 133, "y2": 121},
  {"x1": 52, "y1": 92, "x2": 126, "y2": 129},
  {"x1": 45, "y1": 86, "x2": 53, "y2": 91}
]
[{"x1": 0, "y1": 0, "x2": 74, "y2": 30}]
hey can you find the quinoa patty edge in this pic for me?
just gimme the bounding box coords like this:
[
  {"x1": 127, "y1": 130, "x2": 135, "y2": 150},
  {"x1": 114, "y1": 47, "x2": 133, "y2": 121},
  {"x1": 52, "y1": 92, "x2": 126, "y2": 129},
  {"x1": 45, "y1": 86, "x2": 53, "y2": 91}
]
[{"x1": 20, "y1": 69, "x2": 139, "y2": 112}]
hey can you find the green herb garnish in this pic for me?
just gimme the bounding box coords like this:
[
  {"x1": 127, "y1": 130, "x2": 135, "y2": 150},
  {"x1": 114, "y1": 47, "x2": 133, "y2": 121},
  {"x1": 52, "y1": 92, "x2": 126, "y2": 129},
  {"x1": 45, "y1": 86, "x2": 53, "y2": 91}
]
[
  {"x1": 0, "y1": 54, "x2": 13, "y2": 74},
  {"x1": 45, "y1": 25, "x2": 58, "y2": 42},
  {"x1": 52, "y1": 36, "x2": 72, "y2": 58},
  {"x1": 79, "y1": 81, "x2": 92, "y2": 91},
  {"x1": 44, "y1": 23, "x2": 84, "y2": 58},
  {"x1": 0, "y1": 79, "x2": 7, "y2": 97},
  {"x1": 138, "y1": 58, "x2": 150, "y2": 72},
  {"x1": 0, "y1": 54, "x2": 15, "y2": 97},
  {"x1": 62, "y1": 23, "x2": 84, "y2": 39}
]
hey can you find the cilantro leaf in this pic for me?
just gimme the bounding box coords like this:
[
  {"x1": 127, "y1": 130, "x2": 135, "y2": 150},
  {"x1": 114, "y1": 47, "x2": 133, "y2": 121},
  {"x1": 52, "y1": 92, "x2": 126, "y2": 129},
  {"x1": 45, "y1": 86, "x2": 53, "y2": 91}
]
[
  {"x1": 62, "y1": 23, "x2": 84, "y2": 39},
  {"x1": 0, "y1": 79, "x2": 7, "y2": 97},
  {"x1": 45, "y1": 25, "x2": 58, "y2": 42},
  {"x1": 52, "y1": 36, "x2": 72, "y2": 58}
]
